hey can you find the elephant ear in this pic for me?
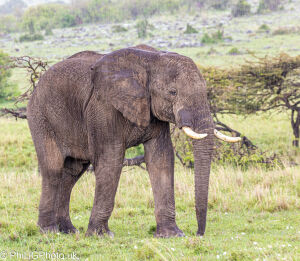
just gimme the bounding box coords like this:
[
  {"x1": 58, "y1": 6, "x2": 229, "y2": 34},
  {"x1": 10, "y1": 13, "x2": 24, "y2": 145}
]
[{"x1": 91, "y1": 60, "x2": 150, "y2": 128}]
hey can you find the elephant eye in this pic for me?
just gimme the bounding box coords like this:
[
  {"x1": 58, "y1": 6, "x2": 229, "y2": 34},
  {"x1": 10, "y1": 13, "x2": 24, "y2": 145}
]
[{"x1": 169, "y1": 90, "x2": 177, "y2": 96}]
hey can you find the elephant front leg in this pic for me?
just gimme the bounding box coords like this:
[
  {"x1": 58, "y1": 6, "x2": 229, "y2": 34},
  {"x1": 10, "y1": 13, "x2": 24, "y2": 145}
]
[
  {"x1": 86, "y1": 149, "x2": 124, "y2": 237},
  {"x1": 144, "y1": 123, "x2": 184, "y2": 238}
]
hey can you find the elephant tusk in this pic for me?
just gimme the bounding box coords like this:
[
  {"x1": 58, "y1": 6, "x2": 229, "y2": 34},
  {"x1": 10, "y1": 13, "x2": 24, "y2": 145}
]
[
  {"x1": 182, "y1": 127, "x2": 208, "y2": 140},
  {"x1": 214, "y1": 129, "x2": 242, "y2": 143}
]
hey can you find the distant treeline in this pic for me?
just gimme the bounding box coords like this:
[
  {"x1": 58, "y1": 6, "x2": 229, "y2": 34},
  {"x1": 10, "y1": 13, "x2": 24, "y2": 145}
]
[{"x1": 0, "y1": 0, "x2": 284, "y2": 34}]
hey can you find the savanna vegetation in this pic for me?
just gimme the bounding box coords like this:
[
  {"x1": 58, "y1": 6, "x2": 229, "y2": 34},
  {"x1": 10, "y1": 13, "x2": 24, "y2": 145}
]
[
  {"x1": 0, "y1": 0, "x2": 299, "y2": 259},
  {"x1": 0, "y1": 0, "x2": 289, "y2": 36}
]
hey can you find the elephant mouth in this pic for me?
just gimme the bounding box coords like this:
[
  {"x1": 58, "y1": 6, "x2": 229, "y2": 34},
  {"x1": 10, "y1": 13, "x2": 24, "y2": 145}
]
[{"x1": 182, "y1": 126, "x2": 242, "y2": 143}]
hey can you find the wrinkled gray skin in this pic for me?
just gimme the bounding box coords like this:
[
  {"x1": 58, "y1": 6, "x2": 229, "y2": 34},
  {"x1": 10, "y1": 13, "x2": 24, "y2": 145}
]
[{"x1": 27, "y1": 44, "x2": 214, "y2": 237}]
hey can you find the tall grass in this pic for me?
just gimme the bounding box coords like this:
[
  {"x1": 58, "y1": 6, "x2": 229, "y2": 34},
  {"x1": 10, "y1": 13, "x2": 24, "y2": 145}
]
[{"x1": 0, "y1": 164, "x2": 299, "y2": 260}]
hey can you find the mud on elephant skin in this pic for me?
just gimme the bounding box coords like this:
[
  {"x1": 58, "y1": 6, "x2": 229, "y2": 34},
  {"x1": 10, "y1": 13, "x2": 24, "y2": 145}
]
[{"x1": 27, "y1": 45, "x2": 240, "y2": 238}]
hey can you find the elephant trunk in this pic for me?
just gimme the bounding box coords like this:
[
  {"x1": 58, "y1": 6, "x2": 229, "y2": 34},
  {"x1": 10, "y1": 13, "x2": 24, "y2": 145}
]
[{"x1": 192, "y1": 131, "x2": 214, "y2": 236}]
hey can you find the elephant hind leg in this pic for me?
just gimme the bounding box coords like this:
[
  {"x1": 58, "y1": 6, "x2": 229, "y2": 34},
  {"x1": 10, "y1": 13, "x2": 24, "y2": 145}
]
[
  {"x1": 36, "y1": 137, "x2": 64, "y2": 233},
  {"x1": 56, "y1": 158, "x2": 90, "y2": 234},
  {"x1": 36, "y1": 137, "x2": 89, "y2": 234}
]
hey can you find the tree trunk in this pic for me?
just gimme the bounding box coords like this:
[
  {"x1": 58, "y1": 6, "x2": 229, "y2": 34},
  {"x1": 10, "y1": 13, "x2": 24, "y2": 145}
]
[{"x1": 291, "y1": 110, "x2": 300, "y2": 147}]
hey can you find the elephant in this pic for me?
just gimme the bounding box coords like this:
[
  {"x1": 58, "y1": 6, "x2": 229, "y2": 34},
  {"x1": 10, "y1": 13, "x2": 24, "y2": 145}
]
[{"x1": 27, "y1": 45, "x2": 240, "y2": 237}]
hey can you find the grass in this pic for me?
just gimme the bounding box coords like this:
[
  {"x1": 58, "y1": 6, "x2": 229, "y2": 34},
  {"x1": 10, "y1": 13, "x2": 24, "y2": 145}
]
[
  {"x1": 0, "y1": 162, "x2": 299, "y2": 260},
  {"x1": 0, "y1": 113, "x2": 299, "y2": 260},
  {"x1": 0, "y1": 119, "x2": 37, "y2": 172}
]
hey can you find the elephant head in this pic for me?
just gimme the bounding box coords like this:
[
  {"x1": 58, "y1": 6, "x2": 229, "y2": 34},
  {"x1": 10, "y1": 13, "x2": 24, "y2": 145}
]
[{"x1": 91, "y1": 48, "x2": 240, "y2": 236}]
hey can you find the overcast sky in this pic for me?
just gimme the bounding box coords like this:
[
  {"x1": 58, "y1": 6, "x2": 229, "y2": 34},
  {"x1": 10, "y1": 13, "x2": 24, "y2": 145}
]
[{"x1": 0, "y1": 0, "x2": 69, "y2": 6}]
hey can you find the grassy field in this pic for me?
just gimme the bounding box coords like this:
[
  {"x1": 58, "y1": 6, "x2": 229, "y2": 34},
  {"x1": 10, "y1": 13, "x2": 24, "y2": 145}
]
[{"x1": 0, "y1": 114, "x2": 299, "y2": 260}]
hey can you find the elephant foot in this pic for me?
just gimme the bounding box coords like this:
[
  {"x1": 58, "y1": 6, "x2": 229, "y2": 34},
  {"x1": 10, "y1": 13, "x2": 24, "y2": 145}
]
[
  {"x1": 56, "y1": 217, "x2": 78, "y2": 234},
  {"x1": 196, "y1": 230, "x2": 205, "y2": 237},
  {"x1": 39, "y1": 224, "x2": 59, "y2": 233},
  {"x1": 85, "y1": 222, "x2": 114, "y2": 238},
  {"x1": 155, "y1": 224, "x2": 185, "y2": 238}
]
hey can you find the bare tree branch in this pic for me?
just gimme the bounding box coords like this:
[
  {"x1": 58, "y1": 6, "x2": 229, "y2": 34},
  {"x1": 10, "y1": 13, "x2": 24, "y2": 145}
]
[{"x1": 0, "y1": 107, "x2": 27, "y2": 119}]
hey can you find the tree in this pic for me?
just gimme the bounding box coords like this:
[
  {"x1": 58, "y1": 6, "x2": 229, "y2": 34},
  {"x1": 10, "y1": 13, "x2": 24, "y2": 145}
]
[{"x1": 232, "y1": 53, "x2": 300, "y2": 147}]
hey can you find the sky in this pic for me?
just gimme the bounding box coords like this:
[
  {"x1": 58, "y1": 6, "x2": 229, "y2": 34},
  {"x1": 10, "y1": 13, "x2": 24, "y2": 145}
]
[{"x1": 0, "y1": 0, "x2": 69, "y2": 6}]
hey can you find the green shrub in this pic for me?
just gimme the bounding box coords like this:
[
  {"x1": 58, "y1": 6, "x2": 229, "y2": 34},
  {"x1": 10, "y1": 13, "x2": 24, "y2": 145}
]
[
  {"x1": 0, "y1": 15, "x2": 20, "y2": 33},
  {"x1": 228, "y1": 47, "x2": 241, "y2": 55},
  {"x1": 231, "y1": 0, "x2": 251, "y2": 17},
  {"x1": 214, "y1": 142, "x2": 281, "y2": 170},
  {"x1": 126, "y1": 0, "x2": 159, "y2": 19},
  {"x1": 0, "y1": 50, "x2": 17, "y2": 99},
  {"x1": 201, "y1": 29, "x2": 226, "y2": 44},
  {"x1": 172, "y1": 127, "x2": 281, "y2": 170},
  {"x1": 257, "y1": 0, "x2": 281, "y2": 13},
  {"x1": 21, "y1": 3, "x2": 78, "y2": 31},
  {"x1": 86, "y1": 0, "x2": 123, "y2": 23},
  {"x1": 184, "y1": 23, "x2": 198, "y2": 34},
  {"x1": 19, "y1": 33, "x2": 44, "y2": 42},
  {"x1": 112, "y1": 25, "x2": 128, "y2": 33},
  {"x1": 257, "y1": 24, "x2": 271, "y2": 32},
  {"x1": 135, "y1": 19, "x2": 154, "y2": 38},
  {"x1": 0, "y1": 51, "x2": 11, "y2": 98},
  {"x1": 1, "y1": 0, "x2": 238, "y2": 33}
]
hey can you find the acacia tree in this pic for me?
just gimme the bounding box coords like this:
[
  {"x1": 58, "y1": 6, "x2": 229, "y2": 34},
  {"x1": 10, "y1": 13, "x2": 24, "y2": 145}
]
[{"x1": 233, "y1": 54, "x2": 300, "y2": 147}]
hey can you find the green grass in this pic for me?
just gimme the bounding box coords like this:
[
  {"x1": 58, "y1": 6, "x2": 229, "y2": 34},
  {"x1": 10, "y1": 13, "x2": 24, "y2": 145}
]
[
  {"x1": 0, "y1": 119, "x2": 37, "y2": 172},
  {"x1": 0, "y1": 162, "x2": 299, "y2": 260},
  {"x1": 0, "y1": 113, "x2": 299, "y2": 260}
]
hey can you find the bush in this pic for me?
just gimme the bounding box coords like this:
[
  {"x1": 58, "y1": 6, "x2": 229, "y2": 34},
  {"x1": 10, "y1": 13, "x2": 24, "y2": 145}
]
[
  {"x1": 257, "y1": 24, "x2": 271, "y2": 33},
  {"x1": 210, "y1": 0, "x2": 230, "y2": 10},
  {"x1": 19, "y1": 33, "x2": 44, "y2": 42},
  {"x1": 2, "y1": 0, "x2": 235, "y2": 33},
  {"x1": 112, "y1": 25, "x2": 128, "y2": 33},
  {"x1": 231, "y1": 0, "x2": 251, "y2": 17},
  {"x1": 272, "y1": 26, "x2": 300, "y2": 35},
  {"x1": 135, "y1": 19, "x2": 154, "y2": 38},
  {"x1": 0, "y1": 51, "x2": 15, "y2": 99},
  {"x1": 201, "y1": 29, "x2": 227, "y2": 44},
  {"x1": 172, "y1": 125, "x2": 280, "y2": 170},
  {"x1": 21, "y1": 3, "x2": 78, "y2": 32},
  {"x1": 126, "y1": 0, "x2": 160, "y2": 19},
  {"x1": 257, "y1": 0, "x2": 281, "y2": 13},
  {"x1": 0, "y1": 15, "x2": 20, "y2": 33},
  {"x1": 228, "y1": 47, "x2": 241, "y2": 55},
  {"x1": 213, "y1": 141, "x2": 281, "y2": 170},
  {"x1": 184, "y1": 24, "x2": 198, "y2": 34},
  {"x1": 272, "y1": 27, "x2": 289, "y2": 35}
]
